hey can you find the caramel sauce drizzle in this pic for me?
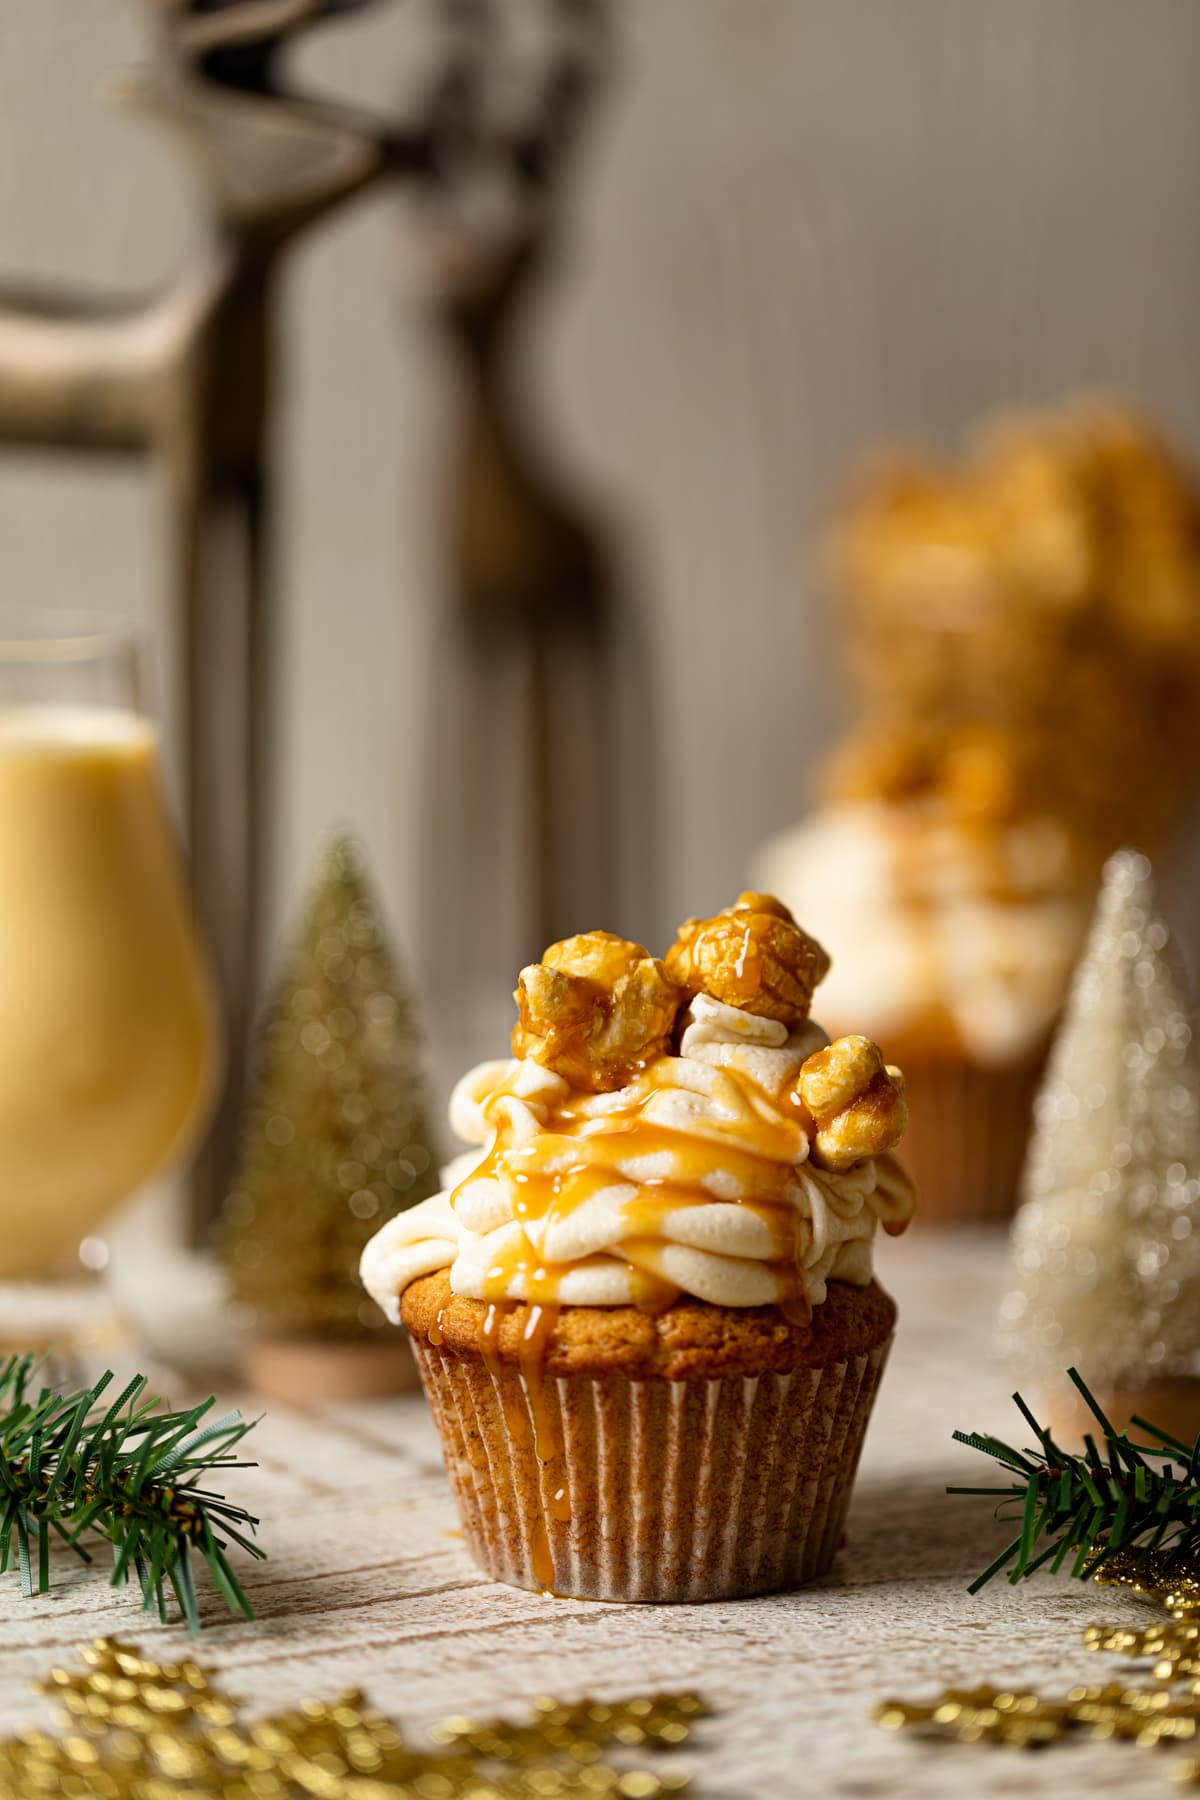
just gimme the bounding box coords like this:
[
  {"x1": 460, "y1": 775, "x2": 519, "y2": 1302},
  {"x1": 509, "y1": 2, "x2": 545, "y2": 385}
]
[
  {"x1": 519, "y1": 1305, "x2": 562, "y2": 1465},
  {"x1": 475, "y1": 1297, "x2": 557, "y2": 1592},
  {"x1": 463, "y1": 1060, "x2": 816, "y2": 1318}
]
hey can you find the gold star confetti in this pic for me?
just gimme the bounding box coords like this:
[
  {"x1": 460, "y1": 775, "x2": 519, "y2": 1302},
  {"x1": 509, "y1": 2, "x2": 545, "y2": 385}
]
[
  {"x1": 877, "y1": 1557, "x2": 1200, "y2": 1773},
  {"x1": 0, "y1": 1638, "x2": 704, "y2": 1799},
  {"x1": 875, "y1": 1683, "x2": 1200, "y2": 1751}
]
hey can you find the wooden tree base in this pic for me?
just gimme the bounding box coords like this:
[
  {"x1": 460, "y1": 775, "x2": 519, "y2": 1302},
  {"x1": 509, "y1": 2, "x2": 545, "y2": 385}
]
[
  {"x1": 1037, "y1": 1378, "x2": 1200, "y2": 1447},
  {"x1": 243, "y1": 1334, "x2": 420, "y2": 1405}
]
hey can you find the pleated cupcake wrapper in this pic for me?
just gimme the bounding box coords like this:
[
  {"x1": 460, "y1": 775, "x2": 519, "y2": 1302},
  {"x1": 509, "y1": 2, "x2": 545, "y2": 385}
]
[
  {"x1": 901, "y1": 1053, "x2": 1047, "y2": 1226},
  {"x1": 412, "y1": 1336, "x2": 891, "y2": 1603}
]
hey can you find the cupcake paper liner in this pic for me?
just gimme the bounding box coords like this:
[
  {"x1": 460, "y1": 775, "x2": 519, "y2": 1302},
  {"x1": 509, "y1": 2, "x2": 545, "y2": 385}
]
[
  {"x1": 411, "y1": 1334, "x2": 891, "y2": 1603},
  {"x1": 900, "y1": 1052, "x2": 1047, "y2": 1226}
]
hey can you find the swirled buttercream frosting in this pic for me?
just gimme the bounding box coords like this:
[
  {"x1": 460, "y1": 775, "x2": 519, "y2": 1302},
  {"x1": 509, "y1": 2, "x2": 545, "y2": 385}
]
[{"x1": 361, "y1": 896, "x2": 915, "y2": 1323}]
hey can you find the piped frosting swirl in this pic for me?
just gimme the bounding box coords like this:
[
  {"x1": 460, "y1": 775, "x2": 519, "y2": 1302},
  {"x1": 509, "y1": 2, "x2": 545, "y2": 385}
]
[{"x1": 361, "y1": 980, "x2": 915, "y2": 1322}]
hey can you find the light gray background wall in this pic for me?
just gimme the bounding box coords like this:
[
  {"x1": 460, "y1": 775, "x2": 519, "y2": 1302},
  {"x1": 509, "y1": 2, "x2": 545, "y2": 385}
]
[{"x1": 3, "y1": 0, "x2": 1200, "y2": 1112}]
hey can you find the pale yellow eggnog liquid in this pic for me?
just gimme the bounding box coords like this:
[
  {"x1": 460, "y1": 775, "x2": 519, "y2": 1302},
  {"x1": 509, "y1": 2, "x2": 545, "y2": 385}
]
[{"x1": 0, "y1": 707, "x2": 216, "y2": 1275}]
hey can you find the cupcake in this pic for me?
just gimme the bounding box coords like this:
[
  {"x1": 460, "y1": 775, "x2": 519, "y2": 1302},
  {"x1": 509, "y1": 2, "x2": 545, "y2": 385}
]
[
  {"x1": 361, "y1": 893, "x2": 915, "y2": 1603},
  {"x1": 770, "y1": 400, "x2": 1200, "y2": 1227},
  {"x1": 753, "y1": 728, "x2": 1096, "y2": 1225}
]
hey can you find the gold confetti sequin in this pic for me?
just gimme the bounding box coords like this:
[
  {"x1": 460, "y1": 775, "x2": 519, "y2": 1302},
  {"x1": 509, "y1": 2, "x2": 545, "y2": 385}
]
[{"x1": 0, "y1": 1639, "x2": 703, "y2": 1800}]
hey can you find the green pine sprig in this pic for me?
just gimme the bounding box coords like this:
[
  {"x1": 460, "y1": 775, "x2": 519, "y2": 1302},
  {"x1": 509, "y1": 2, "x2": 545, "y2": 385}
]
[
  {"x1": 0, "y1": 1353, "x2": 264, "y2": 1630},
  {"x1": 950, "y1": 1366, "x2": 1200, "y2": 1594}
]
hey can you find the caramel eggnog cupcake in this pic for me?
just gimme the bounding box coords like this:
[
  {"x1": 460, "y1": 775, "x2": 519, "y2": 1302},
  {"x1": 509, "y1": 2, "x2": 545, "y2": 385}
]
[{"x1": 361, "y1": 894, "x2": 915, "y2": 1603}]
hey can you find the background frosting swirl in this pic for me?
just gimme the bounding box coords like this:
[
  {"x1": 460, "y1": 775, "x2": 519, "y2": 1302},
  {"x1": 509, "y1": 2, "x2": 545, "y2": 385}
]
[{"x1": 754, "y1": 801, "x2": 1091, "y2": 1062}]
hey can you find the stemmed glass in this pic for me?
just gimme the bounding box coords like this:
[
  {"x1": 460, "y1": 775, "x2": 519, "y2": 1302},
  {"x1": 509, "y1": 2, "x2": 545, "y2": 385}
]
[{"x1": 0, "y1": 617, "x2": 218, "y2": 1281}]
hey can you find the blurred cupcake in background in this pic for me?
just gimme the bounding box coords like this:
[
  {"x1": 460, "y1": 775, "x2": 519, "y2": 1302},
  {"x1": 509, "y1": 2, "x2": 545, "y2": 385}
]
[
  {"x1": 754, "y1": 726, "x2": 1096, "y2": 1224},
  {"x1": 754, "y1": 397, "x2": 1200, "y2": 1225}
]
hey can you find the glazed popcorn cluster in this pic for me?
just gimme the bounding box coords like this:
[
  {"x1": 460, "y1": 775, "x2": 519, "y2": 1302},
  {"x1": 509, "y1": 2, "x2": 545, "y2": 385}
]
[
  {"x1": 821, "y1": 723, "x2": 1046, "y2": 831},
  {"x1": 513, "y1": 892, "x2": 907, "y2": 1174},
  {"x1": 828, "y1": 399, "x2": 1200, "y2": 852}
]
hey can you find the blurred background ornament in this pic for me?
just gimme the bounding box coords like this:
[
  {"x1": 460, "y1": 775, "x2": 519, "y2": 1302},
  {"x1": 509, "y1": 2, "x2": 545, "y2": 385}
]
[
  {"x1": 998, "y1": 848, "x2": 1200, "y2": 1440},
  {"x1": 220, "y1": 830, "x2": 437, "y2": 1402}
]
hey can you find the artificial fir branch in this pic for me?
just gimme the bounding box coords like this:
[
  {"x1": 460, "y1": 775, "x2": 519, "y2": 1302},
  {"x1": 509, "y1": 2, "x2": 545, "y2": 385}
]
[
  {"x1": 0, "y1": 1354, "x2": 264, "y2": 1629},
  {"x1": 951, "y1": 1366, "x2": 1200, "y2": 1593}
]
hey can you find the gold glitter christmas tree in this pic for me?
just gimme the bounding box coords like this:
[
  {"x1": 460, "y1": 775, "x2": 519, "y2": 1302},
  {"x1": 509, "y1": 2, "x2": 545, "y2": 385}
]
[
  {"x1": 998, "y1": 848, "x2": 1200, "y2": 1436},
  {"x1": 220, "y1": 832, "x2": 437, "y2": 1362}
]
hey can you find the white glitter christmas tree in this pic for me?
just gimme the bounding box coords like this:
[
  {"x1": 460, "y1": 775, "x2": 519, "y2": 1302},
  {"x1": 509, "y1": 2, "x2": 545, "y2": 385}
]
[{"x1": 999, "y1": 849, "x2": 1200, "y2": 1427}]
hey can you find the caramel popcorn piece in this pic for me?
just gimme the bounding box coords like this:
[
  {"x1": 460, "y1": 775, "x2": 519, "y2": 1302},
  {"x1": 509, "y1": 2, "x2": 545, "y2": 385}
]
[
  {"x1": 823, "y1": 724, "x2": 1024, "y2": 824},
  {"x1": 664, "y1": 893, "x2": 831, "y2": 1028},
  {"x1": 941, "y1": 730, "x2": 1023, "y2": 823},
  {"x1": 514, "y1": 931, "x2": 681, "y2": 1093},
  {"x1": 798, "y1": 1035, "x2": 908, "y2": 1172},
  {"x1": 830, "y1": 399, "x2": 1200, "y2": 860},
  {"x1": 821, "y1": 728, "x2": 936, "y2": 807}
]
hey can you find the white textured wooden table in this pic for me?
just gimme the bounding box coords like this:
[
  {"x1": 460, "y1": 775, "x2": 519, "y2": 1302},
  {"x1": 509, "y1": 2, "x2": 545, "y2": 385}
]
[{"x1": 0, "y1": 1233, "x2": 1174, "y2": 1796}]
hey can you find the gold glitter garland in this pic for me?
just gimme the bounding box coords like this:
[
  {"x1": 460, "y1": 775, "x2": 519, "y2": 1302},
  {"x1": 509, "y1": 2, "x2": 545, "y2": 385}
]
[{"x1": 0, "y1": 1638, "x2": 704, "y2": 1799}]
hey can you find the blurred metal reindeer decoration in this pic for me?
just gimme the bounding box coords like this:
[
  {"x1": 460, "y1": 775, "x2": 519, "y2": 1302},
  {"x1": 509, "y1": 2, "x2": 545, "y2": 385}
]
[
  {"x1": 406, "y1": 1, "x2": 618, "y2": 970},
  {"x1": 0, "y1": 0, "x2": 610, "y2": 1232}
]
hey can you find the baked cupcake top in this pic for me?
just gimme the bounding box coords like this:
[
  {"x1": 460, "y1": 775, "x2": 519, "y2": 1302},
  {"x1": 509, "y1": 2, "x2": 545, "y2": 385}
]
[{"x1": 360, "y1": 894, "x2": 914, "y2": 1326}]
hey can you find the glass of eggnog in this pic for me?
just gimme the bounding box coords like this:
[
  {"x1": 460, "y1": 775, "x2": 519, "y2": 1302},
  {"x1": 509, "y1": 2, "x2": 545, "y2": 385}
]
[{"x1": 0, "y1": 618, "x2": 218, "y2": 1277}]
